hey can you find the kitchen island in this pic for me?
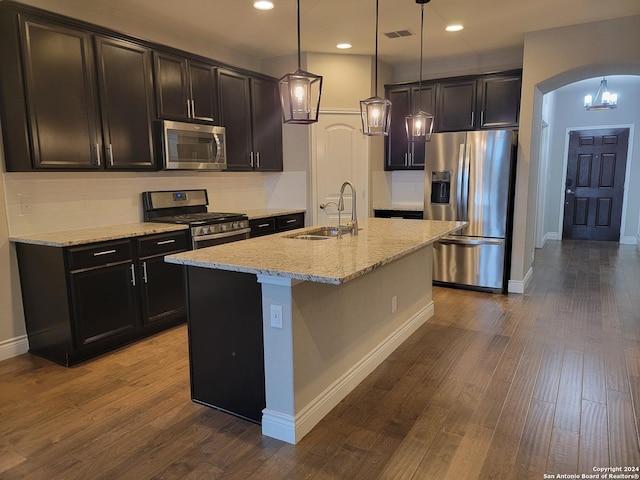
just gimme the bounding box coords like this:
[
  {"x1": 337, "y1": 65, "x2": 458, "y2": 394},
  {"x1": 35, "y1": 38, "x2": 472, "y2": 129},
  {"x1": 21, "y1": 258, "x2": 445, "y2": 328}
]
[{"x1": 165, "y1": 218, "x2": 464, "y2": 444}]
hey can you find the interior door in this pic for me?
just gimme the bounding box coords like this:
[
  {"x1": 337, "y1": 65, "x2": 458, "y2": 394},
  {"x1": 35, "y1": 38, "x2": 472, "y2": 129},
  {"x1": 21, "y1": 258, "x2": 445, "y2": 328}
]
[
  {"x1": 313, "y1": 113, "x2": 368, "y2": 226},
  {"x1": 562, "y1": 128, "x2": 629, "y2": 241}
]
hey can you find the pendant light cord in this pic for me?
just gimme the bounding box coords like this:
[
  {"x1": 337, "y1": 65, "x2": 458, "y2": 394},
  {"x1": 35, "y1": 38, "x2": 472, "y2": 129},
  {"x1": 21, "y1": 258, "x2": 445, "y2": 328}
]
[
  {"x1": 417, "y1": 3, "x2": 424, "y2": 110},
  {"x1": 374, "y1": 0, "x2": 379, "y2": 95},
  {"x1": 297, "y1": 0, "x2": 301, "y2": 69}
]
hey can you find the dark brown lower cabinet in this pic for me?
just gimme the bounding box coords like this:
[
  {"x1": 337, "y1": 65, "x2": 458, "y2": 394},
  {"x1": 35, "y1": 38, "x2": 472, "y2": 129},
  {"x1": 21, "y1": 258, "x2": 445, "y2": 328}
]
[{"x1": 16, "y1": 230, "x2": 189, "y2": 366}]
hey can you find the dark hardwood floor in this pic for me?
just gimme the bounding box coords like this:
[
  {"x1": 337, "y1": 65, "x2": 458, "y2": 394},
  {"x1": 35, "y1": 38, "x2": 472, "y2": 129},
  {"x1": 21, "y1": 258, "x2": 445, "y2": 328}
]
[{"x1": 1, "y1": 240, "x2": 639, "y2": 479}]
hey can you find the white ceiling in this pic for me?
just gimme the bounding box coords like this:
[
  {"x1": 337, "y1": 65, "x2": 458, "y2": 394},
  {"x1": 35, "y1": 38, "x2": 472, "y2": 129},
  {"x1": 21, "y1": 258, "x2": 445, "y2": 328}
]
[{"x1": 71, "y1": 0, "x2": 640, "y2": 66}]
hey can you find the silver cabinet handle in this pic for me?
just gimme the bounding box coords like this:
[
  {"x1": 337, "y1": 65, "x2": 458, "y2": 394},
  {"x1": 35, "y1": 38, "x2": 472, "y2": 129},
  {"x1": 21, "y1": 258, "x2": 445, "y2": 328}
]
[
  {"x1": 481, "y1": 110, "x2": 484, "y2": 126},
  {"x1": 256, "y1": 152, "x2": 260, "y2": 169},
  {"x1": 286, "y1": 219, "x2": 297, "y2": 224},
  {"x1": 249, "y1": 152, "x2": 254, "y2": 168},
  {"x1": 258, "y1": 223, "x2": 270, "y2": 228},
  {"x1": 191, "y1": 99, "x2": 196, "y2": 118},
  {"x1": 471, "y1": 111, "x2": 474, "y2": 126},
  {"x1": 95, "y1": 144, "x2": 101, "y2": 166},
  {"x1": 107, "y1": 144, "x2": 114, "y2": 166},
  {"x1": 186, "y1": 99, "x2": 192, "y2": 118},
  {"x1": 404, "y1": 153, "x2": 408, "y2": 167},
  {"x1": 142, "y1": 261, "x2": 148, "y2": 283},
  {"x1": 408, "y1": 152, "x2": 413, "y2": 165},
  {"x1": 156, "y1": 239, "x2": 176, "y2": 245},
  {"x1": 93, "y1": 249, "x2": 116, "y2": 257},
  {"x1": 130, "y1": 264, "x2": 136, "y2": 286}
]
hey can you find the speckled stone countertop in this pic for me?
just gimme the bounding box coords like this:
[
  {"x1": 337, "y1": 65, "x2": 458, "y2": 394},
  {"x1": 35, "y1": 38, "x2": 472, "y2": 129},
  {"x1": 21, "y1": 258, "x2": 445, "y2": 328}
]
[
  {"x1": 9, "y1": 223, "x2": 189, "y2": 247},
  {"x1": 166, "y1": 218, "x2": 464, "y2": 285},
  {"x1": 373, "y1": 204, "x2": 424, "y2": 211},
  {"x1": 244, "y1": 208, "x2": 306, "y2": 220}
]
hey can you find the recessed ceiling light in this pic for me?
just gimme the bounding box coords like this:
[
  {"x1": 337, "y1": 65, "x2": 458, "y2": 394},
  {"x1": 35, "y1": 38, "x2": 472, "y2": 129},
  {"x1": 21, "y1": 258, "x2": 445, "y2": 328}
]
[
  {"x1": 253, "y1": 1, "x2": 274, "y2": 10},
  {"x1": 336, "y1": 43, "x2": 352, "y2": 50},
  {"x1": 445, "y1": 24, "x2": 464, "y2": 32}
]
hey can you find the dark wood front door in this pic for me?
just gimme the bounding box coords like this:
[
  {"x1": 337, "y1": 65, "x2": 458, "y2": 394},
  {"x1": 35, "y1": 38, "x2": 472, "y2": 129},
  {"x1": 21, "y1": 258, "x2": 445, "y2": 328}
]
[{"x1": 562, "y1": 128, "x2": 629, "y2": 241}]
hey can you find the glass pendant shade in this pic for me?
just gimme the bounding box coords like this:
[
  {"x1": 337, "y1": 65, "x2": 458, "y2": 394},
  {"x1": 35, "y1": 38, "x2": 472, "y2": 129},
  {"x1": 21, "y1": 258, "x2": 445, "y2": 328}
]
[
  {"x1": 405, "y1": 111, "x2": 434, "y2": 142},
  {"x1": 279, "y1": 69, "x2": 323, "y2": 124},
  {"x1": 360, "y1": 96, "x2": 392, "y2": 136}
]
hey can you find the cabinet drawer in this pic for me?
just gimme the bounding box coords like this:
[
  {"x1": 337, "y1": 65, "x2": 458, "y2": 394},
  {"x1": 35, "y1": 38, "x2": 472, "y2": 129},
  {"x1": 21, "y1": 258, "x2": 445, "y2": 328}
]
[
  {"x1": 276, "y1": 213, "x2": 304, "y2": 231},
  {"x1": 249, "y1": 218, "x2": 276, "y2": 237},
  {"x1": 138, "y1": 231, "x2": 190, "y2": 257},
  {"x1": 67, "y1": 240, "x2": 133, "y2": 271}
]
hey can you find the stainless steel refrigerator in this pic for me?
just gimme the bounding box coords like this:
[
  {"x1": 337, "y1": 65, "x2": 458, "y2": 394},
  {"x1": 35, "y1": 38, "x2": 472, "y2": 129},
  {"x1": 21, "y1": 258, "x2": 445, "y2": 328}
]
[{"x1": 424, "y1": 129, "x2": 517, "y2": 293}]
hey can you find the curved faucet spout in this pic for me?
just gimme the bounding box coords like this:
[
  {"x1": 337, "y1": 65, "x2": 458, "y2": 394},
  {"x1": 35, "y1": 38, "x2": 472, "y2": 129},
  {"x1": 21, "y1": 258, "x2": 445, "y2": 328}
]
[{"x1": 339, "y1": 181, "x2": 358, "y2": 235}]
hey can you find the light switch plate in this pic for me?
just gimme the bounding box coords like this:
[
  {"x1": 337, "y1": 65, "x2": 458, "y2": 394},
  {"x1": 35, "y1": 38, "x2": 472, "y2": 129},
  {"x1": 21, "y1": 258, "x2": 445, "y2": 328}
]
[{"x1": 270, "y1": 304, "x2": 283, "y2": 329}]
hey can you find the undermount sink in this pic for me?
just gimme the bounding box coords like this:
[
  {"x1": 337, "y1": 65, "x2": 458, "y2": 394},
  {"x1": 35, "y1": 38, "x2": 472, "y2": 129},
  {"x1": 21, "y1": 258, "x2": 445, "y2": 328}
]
[{"x1": 287, "y1": 226, "x2": 341, "y2": 240}]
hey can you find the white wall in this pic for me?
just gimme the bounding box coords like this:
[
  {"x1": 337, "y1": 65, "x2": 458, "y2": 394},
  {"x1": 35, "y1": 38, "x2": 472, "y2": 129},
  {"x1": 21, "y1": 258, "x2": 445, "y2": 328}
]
[
  {"x1": 541, "y1": 77, "x2": 640, "y2": 244},
  {"x1": 513, "y1": 15, "x2": 640, "y2": 288}
]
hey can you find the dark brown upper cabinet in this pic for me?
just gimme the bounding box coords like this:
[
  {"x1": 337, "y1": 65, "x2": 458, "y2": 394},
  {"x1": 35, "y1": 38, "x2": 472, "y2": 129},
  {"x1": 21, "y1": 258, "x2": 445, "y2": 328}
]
[
  {"x1": 95, "y1": 36, "x2": 156, "y2": 169},
  {"x1": 384, "y1": 69, "x2": 522, "y2": 170},
  {"x1": 154, "y1": 51, "x2": 217, "y2": 123},
  {"x1": 18, "y1": 18, "x2": 102, "y2": 170},
  {"x1": 0, "y1": 13, "x2": 156, "y2": 171},
  {"x1": 217, "y1": 69, "x2": 282, "y2": 172},
  {"x1": 437, "y1": 79, "x2": 477, "y2": 132},
  {"x1": 478, "y1": 73, "x2": 522, "y2": 129}
]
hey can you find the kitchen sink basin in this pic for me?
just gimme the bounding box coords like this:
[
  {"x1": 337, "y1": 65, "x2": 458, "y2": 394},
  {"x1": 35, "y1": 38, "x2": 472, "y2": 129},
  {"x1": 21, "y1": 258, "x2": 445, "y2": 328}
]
[{"x1": 286, "y1": 226, "x2": 340, "y2": 240}]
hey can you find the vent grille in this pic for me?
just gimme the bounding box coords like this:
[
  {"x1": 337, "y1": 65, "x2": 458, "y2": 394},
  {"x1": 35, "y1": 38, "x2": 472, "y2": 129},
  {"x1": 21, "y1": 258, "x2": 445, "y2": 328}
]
[{"x1": 384, "y1": 29, "x2": 414, "y2": 39}]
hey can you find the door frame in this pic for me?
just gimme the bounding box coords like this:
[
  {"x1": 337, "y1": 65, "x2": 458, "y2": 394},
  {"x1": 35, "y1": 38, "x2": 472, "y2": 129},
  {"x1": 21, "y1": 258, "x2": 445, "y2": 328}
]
[{"x1": 557, "y1": 124, "x2": 635, "y2": 243}]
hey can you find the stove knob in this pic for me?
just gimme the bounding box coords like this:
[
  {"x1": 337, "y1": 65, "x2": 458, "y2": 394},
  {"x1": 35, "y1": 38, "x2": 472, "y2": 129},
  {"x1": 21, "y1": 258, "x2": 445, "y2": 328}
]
[
  {"x1": 232, "y1": 222, "x2": 239, "y2": 229},
  {"x1": 221, "y1": 224, "x2": 227, "y2": 231},
  {"x1": 200, "y1": 226, "x2": 207, "y2": 235}
]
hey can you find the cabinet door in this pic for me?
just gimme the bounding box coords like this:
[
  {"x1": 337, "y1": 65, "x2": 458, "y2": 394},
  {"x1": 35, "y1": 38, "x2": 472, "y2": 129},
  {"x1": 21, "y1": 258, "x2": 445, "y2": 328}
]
[
  {"x1": 154, "y1": 51, "x2": 190, "y2": 120},
  {"x1": 250, "y1": 78, "x2": 283, "y2": 171},
  {"x1": 218, "y1": 69, "x2": 252, "y2": 170},
  {"x1": 478, "y1": 74, "x2": 521, "y2": 129},
  {"x1": 95, "y1": 36, "x2": 156, "y2": 169},
  {"x1": 437, "y1": 80, "x2": 477, "y2": 132},
  {"x1": 20, "y1": 18, "x2": 101, "y2": 169},
  {"x1": 385, "y1": 87, "x2": 411, "y2": 169},
  {"x1": 139, "y1": 256, "x2": 186, "y2": 325},
  {"x1": 70, "y1": 262, "x2": 138, "y2": 347},
  {"x1": 408, "y1": 84, "x2": 436, "y2": 167},
  {"x1": 188, "y1": 60, "x2": 217, "y2": 122}
]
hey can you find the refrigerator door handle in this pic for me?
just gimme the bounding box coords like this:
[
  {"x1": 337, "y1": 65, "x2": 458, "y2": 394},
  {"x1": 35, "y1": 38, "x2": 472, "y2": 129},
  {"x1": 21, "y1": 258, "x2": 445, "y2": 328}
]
[
  {"x1": 457, "y1": 143, "x2": 465, "y2": 220},
  {"x1": 461, "y1": 141, "x2": 471, "y2": 222},
  {"x1": 437, "y1": 235, "x2": 504, "y2": 246}
]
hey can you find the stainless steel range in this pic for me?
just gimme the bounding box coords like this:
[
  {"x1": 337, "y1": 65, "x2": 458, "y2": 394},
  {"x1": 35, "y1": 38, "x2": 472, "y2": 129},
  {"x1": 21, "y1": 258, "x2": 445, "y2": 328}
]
[{"x1": 142, "y1": 189, "x2": 250, "y2": 249}]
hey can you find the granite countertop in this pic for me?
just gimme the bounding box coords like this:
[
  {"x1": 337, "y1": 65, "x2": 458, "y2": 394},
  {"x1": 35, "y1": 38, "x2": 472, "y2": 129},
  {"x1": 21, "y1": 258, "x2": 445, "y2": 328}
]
[
  {"x1": 9, "y1": 223, "x2": 189, "y2": 247},
  {"x1": 244, "y1": 208, "x2": 306, "y2": 220},
  {"x1": 166, "y1": 218, "x2": 465, "y2": 285},
  {"x1": 373, "y1": 204, "x2": 424, "y2": 212}
]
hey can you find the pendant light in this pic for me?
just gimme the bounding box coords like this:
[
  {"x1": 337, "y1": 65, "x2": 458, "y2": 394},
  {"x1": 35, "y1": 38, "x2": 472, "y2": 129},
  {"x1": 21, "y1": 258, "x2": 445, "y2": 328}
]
[
  {"x1": 584, "y1": 77, "x2": 618, "y2": 111},
  {"x1": 360, "y1": 0, "x2": 392, "y2": 136},
  {"x1": 405, "y1": 0, "x2": 434, "y2": 142},
  {"x1": 279, "y1": 0, "x2": 323, "y2": 124}
]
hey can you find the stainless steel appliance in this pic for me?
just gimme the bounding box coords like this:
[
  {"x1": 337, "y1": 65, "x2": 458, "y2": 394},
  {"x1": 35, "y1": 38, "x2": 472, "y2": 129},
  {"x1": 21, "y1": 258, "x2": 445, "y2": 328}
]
[
  {"x1": 424, "y1": 130, "x2": 517, "y2": 293},
  {"x1": 142, "y1": 189, "x2": 250, "y2": 249},
  {"x1": 161, "y1": 120, "x2": 226, "y2": 171}
]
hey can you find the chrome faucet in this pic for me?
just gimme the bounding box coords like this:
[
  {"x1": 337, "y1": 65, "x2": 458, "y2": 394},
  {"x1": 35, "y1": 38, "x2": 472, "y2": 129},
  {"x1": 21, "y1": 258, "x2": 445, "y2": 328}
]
[{"x1": 338, "y1": 181, "x2": 358, "y2": 236}]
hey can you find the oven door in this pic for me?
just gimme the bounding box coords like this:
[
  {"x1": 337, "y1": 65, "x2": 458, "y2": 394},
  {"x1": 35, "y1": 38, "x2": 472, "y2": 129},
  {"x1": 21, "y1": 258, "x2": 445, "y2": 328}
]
[{"x1": 192, "y1": 228, "x2": 251, "y2": 249}]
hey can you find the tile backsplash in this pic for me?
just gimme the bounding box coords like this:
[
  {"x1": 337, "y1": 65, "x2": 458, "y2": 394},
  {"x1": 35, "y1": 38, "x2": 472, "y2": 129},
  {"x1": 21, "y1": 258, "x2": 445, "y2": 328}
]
[{"x1": 3, "y1": 170, "x2": 303, "y2": 236}]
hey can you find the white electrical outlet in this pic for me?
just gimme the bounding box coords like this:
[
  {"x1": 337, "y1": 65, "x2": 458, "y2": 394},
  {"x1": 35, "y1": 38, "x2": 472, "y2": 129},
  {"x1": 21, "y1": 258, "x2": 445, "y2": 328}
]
[
  {"x1": 19, "y1": 196, "x2": 32, "y2": 215},
  {"x1": 270, "y1": 304, "x2": 283, "y2": 329},
  {"x1": 391, "y1": 295, "x2": 397, "y2": 313}
]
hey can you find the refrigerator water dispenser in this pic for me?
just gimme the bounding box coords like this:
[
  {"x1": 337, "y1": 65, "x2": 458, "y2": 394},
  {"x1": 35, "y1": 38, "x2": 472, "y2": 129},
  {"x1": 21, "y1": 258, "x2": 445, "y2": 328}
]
[{"x1": 431, "y1": 171, "x2": 451, "y2": 204}]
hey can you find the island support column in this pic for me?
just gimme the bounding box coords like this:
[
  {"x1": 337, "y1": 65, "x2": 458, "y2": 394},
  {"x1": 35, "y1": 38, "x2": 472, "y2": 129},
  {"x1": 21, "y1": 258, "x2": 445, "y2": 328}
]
[{"x1": 258, "y1": 246, "x2": 435, "y2": 444}]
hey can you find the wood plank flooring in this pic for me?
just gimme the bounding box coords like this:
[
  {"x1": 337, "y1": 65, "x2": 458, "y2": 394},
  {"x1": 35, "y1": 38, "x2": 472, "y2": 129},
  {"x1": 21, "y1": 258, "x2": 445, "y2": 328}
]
[{"x1": 1, "y1": 240, "x2": 639, "y2": 479}]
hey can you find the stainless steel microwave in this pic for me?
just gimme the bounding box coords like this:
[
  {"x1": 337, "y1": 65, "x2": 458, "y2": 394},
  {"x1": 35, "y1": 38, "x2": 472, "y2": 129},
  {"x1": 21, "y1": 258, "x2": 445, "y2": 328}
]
[{"x1": 161, "y1": 120, "x2": 226, "y2": 171}]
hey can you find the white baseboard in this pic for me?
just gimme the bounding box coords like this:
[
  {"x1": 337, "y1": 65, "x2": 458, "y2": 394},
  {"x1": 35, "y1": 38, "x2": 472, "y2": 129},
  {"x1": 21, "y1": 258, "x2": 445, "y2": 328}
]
[
  {"x1": 262, "y1": 301, "x2": 435, "y2": 444},
  {"x1": 544, "y1": 232, "x2": 560, "y2": 244},
  {"x1": 620, "y1": 235, "x2": 637, "y2": 245},
  {"x1": 0, "y1": 335, "x2": 29, "y2": 362},
  {"x1": 508, "y1": 267, "x2": 533, "y2": 294}
]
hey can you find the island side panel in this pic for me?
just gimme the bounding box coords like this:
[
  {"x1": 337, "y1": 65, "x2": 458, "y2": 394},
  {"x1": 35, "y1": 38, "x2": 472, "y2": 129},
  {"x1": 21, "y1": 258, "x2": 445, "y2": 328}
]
[
  {"x1": 185, "y1": 266, "x2": 265, "y2": 424},
  {"x1": 260, "y1": 246, "x2": 434, "y2": 443}
]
